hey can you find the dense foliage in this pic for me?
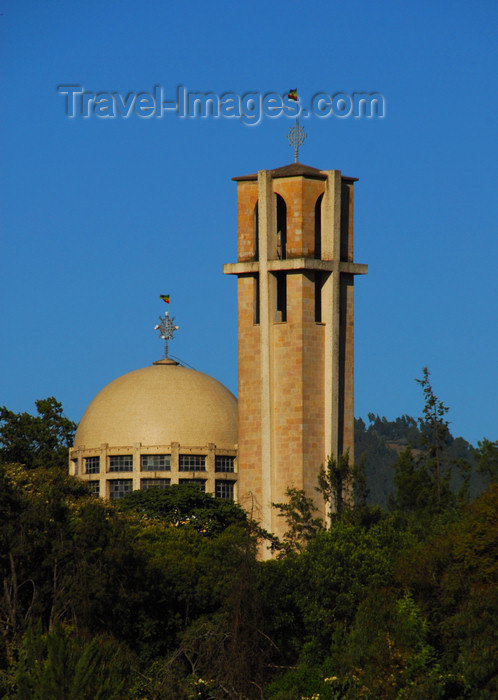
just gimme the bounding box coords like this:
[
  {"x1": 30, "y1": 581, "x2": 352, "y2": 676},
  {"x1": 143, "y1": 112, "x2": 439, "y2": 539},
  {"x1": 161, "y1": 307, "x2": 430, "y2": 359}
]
[
  {"x1": 0, "y1": 375, "x2": 496, "y2": 698},
  {"x1": 0, "y1": 398, "x2": 76, "y2": 470},
  {"x1": 118, "y1": 483, "x2": 248, "y2": 535}
]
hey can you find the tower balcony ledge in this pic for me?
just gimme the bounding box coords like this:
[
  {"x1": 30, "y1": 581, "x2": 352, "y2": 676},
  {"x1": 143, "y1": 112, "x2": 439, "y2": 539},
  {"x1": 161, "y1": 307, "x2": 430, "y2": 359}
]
[{"x1": 223, "y1": 259, "x2": 368, "y2": 276}]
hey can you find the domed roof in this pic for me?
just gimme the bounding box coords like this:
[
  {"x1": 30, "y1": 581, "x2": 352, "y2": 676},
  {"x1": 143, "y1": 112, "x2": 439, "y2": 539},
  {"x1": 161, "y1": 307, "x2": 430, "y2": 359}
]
[{"x1": 74, "y1": 362, "x2": 238, "y2": 449}]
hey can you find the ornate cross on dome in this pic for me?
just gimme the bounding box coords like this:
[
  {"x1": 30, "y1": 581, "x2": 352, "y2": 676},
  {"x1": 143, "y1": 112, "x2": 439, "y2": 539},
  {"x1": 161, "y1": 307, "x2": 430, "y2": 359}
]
[
  {"x1": 287, "y1": 118, "x2": 307, "y2": 163},
  {"x1": 154, "y1": 311, "x2": 179, "y2": 359}
]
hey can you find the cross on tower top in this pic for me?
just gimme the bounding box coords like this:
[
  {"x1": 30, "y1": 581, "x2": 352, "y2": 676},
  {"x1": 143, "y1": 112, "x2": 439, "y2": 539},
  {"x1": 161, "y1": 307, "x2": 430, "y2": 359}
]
[{"x1": 287, "y1": 119, "x2": 307, "y2": 163}]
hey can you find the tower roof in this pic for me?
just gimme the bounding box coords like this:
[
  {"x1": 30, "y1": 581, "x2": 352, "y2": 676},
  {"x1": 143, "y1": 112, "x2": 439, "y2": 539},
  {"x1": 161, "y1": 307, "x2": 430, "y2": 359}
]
[{"x1": 233, "y1": 162, "x2": 358, "y2": 182}]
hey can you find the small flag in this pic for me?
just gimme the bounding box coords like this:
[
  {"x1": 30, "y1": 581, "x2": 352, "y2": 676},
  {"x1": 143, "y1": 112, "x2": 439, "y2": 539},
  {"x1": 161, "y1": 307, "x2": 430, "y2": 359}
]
[
  {"x1": 160, "y1": 294, "x2": 170, "y2": 304},
  {"x1": 288, "y1": 89, "x2": 298, "y2": 101}
]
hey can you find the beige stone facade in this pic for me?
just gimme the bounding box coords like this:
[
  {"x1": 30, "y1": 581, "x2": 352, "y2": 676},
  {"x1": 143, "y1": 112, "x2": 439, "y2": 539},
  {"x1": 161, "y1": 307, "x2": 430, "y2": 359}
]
[
  {"x1": 224, "y1": 163, "x2": 367, "y2": 546},
  {"x1": 70, "y1": 161, "x2": 367, "y2": 548}
]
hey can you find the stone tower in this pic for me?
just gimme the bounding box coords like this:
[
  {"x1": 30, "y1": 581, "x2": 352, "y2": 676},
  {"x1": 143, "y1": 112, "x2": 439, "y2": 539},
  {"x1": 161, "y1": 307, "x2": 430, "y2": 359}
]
[{"x1": 224, "y1": 162, "x2": 367, "y2": 543}]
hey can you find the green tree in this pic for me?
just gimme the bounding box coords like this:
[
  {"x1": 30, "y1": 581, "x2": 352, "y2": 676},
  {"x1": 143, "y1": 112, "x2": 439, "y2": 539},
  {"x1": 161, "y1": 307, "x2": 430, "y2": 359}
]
[
  {"x1": 260, "y1": 514, "x2": 416, "y2": 697},
  {"x1": 389, "y1": 447, "x2": 431, "y2": 514},
  {"x1": 416, "y1": 367, "x2": 451, "y2": 510},
  {"x1": 173, "y1": 530, "x2": 268, "y2": 699},
  {"x1": 286, "y1": 518, "x2": 411, "y2": 662},
  {"x1": 0, "y1": 463, "x2": 92, "y2": 640},
  {"x1": 388, "y1": 369, "x2": 473, "y2": 518},
  {"x1": 394, "y1": 484, "x2": 498, "y2": 696},
  {"x1": 11, "y1": 622, "x2": 135, "y2": 700},
  {"x1": 0, "y1": 462, "x2": 151, "y2": 656},
  {"x1": 475, "y1": 438, "x2": 498, "y2": 486},
  {"x1": 272, "y1": 488, "x2": 324, "y2": 554},
  {"x1": 339, "y1": 589, "x2": 448, "y2": 699},
  {"x1": 316, "y1": 452, "x2": 368, "y2": 525},
  {"x1": 446, "y1": 584, "x2": 498, "y2": 698},
  {"x1": 0, "y1": 398, "x2": 76, "y2": 470},
  {"x1": 118, "y1": 483, "x2": 248, "y2": 535}
]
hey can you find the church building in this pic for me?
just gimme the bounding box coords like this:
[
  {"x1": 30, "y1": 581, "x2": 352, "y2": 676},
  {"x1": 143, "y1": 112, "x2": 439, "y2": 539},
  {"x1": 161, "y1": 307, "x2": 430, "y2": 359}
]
[{"x1": 69, "y1": 157, "x2": 367, "y2": 542}]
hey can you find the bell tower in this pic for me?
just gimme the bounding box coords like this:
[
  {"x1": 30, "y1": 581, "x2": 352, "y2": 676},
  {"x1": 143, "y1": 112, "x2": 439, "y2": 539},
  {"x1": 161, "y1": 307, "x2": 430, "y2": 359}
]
[{"x1": 224, "y1": 162, "x2": 367, "y2": 543}]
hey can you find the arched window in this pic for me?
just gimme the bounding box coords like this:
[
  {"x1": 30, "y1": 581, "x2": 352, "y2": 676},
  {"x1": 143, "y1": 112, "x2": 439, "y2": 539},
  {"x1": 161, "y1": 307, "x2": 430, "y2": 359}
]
[
  {"x1": 276, "y1": 194, "x2": 287, "y2": 260},
  {"x1": 254, "y1": 202, "x2": 259, "y2": 261},
  {"x1": 314, "y1": 193, "x2": 323, "y2": 259}
]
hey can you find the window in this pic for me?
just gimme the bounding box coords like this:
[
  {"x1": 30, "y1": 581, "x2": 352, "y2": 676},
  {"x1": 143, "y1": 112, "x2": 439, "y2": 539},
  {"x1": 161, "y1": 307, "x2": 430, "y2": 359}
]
[
  {"x1": 215, "y1": 455, "x2": 235, "y2": 473},
  {"x1": 253, "y1": 274, "x2": 260, "y2": 325},
  {"x1": 315, "y1": 272, "x2": 324, "y2": 323},
  {"x1": 85, "y1": 456, "x2": 100, "y2": 474},
  {"x1": 215, "y1": 480, "x2": 234, "y2": 499},
  {"x1": 109, "y1": 479, "x2": 133, "y2": 500},
  {"x1": 276, "y1": 194, "x2": 287, "y2": 259},
  {"x1": 87, "y1": 480, "x2": 100, "y2": 496},
  {"x1": 314, "y1": 193, "x2": 323, "y2": 259},
  {"x1": 109, "y1": 455, "x2": 133, "y2": 472},
  {"x1": 141, "y1": 454, "x2": 171, "y2": 471},
  {"x1": 276, "y1": 272, "x2": 287, "y2": 322},
  {"x1": 141, "y1": 478, "x2": 171, "y2": 490},
  {"x1": 179, "y1": 478, "x2": 206, "y2": 492},
  {"x1": 179, "y1": 454, "x2": 206, "y2": 472}
]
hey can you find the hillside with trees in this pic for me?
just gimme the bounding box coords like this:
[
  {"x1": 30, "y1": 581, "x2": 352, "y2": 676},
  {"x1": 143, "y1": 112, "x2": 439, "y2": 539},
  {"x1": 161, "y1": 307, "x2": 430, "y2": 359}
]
[
  {"x1": 355, "y1": 413, "x2": 481, "y2": 509},
  {"x1": 0, "y1": 372, "x2": 496, "y2": 698},
  {"x1": 355, "y1": 369, "x2": 482, "y2": 508}
]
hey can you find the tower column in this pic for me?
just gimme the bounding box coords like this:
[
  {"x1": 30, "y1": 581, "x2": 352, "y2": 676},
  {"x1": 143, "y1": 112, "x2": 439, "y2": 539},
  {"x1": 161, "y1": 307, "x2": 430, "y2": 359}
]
[
  {"x1": 257, "y1": 169, "x2": 275, "y2": 534},
  {"x1": 322, "y1": 170, "x2": 342, "y2": 462}
]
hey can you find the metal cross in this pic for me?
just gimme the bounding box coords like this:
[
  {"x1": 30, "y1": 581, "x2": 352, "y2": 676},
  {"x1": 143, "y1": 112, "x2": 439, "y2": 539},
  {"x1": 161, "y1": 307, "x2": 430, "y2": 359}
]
[
  {"x1": 287, "y1": 118, "x2": 307, "y2": 163},
  {"x1": 154, "y1": 311, "x2": 179, "y2": 359}
]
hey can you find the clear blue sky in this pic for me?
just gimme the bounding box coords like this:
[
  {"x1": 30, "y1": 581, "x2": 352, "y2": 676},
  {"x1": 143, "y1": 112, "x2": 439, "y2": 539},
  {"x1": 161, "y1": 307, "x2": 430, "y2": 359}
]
[{"x1": 1, "y1": 0, "x2": 497, "y2": 446}]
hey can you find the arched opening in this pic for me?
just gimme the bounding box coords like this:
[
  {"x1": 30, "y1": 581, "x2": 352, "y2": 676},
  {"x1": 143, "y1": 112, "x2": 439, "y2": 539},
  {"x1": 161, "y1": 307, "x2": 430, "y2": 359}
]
[
  {"x1": 276, "y1": 194, "x2": 287, "y2": 259},
  {"x1": 254, "y1": 201, "x2": 259, "y2": 261},
  {"x1": 314, "y1": 193, "x2": 323, "y2": 259}
]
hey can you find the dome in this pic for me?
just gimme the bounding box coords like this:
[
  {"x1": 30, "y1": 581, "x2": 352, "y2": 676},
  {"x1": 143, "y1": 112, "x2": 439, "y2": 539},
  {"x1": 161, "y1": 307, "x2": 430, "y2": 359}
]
[{"x1": 74, "y1": 362, "x2": 238, "y2": 449}]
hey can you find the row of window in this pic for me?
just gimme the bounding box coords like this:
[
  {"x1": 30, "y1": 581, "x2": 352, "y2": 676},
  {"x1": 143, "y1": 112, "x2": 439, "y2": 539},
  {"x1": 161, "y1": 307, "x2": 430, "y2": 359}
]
[
  {"x1": 87, "y1": 479, "x2": 235, "y2": 501},
  {"x1": 253, "y1": 270, "x2": 326, "y2": 325},
  {"x1": 84, "y1": 454, "x2": 235, "y2": 474}
]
